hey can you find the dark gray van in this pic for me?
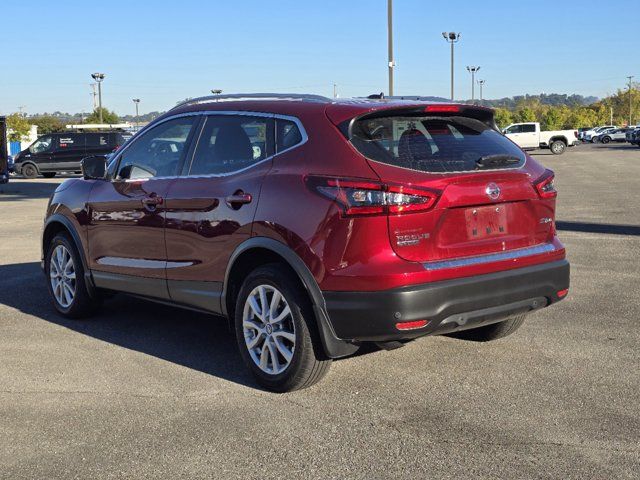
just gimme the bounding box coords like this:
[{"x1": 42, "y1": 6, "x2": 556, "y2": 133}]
[{"x1": 13, "y1": 131, "x2": 129, "y2": 178}]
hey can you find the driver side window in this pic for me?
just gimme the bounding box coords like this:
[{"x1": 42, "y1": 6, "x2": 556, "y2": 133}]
[
  {"x1": 505, "y1": 125, "x2": 522, "y2": 134},
  {"x1": 116, "y1": 117, "x2": 196, "y2": 180},
  {"x1": 30, "y1": 136, "x2": 54, "y2": 154}
]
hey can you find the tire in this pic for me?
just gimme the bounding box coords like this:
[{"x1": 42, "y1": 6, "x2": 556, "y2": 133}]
[
  {"x1": 550, "y1": 140, "x2": 566, "y2": 155},
  {"x1": 42, "y1": 172, "x2": 57, "y2": 178},
  {"x1": 449, "y1": 314, "x2": 527, "y2": 342},
  {"x1": 22, "y1": 163, "x2": 38, "y2": 178},
  {"x1": 234, "y1": 264, "x2": 331, "y2": 392},
  {"x1": 601, "y1": 136, "x2": 611, "y2": 144},
  {"x1": 45, "y1": 232, "x2": 98, "y2": 318}
]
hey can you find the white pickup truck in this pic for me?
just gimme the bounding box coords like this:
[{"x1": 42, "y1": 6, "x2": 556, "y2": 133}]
[{"x1": 503, "y1": 122, "x2": 579, "y2": 155}]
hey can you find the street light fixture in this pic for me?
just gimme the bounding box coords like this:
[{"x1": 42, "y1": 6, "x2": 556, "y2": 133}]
[
  {"x1": 90, "y1": 73, "x2": 106, "y2": 123},
  {"x1": 477, "y1": 79, "x2": 486, "y2": 105},
  {"x1": 132, "y1": 99, "x2": 140, "y2": 131},
  {"x1": 442, "y1": 32, "x2": 461, "y2": 101},
  {"x1": 466, "y1": 66, "x2": 481, "y2": 103}
]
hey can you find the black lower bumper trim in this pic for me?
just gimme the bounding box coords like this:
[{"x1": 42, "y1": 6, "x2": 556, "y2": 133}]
[{"x1": 323, "y1": 260, "x2": 569, "y2": 342}]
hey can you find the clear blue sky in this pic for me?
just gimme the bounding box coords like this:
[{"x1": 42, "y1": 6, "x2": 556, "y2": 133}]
[{"x1": 2, "y1": 0, "x2": 638, "y2": 116}]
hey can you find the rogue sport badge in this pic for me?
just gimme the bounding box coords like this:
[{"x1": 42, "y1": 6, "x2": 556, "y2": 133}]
[{"x1": 485, "y1": 183, "x2": 501, "y2": 200}]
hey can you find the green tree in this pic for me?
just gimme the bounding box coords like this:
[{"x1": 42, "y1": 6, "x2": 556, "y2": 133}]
[
  {"x1": 31, "y1": 115, "x2": 65, "y2": 134},
  {"x1": 6, "y1": 113, "x2": 31, "y2": 142},
  {"x1": 85, "y1": 107, "x2": 120, "y2": 124},
  {"x1": 493, "y1": 108, "x2": 513, "y2": 128},
  {"x1": 515, "y1": 107, "x2": 537, "y2": 123},
  {"x1": 541, "y1": 107, "x2": 569, "y2": 130}
]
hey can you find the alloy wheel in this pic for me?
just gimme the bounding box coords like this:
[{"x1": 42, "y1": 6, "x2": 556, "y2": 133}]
[
  {"x1": 50, "y1": 245, "x2": 76, "y2": 308},
  {"x1": 242, "y1": 284, "x2": 296, "y2": 375}
]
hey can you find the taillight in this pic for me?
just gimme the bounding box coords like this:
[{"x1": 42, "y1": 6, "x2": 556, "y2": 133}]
[
  {"x1": 534, "y1": 170, "x2": 557, "y2": 199},
  {"x1": 306, "y1": 176, "x2": 440, "y2": 216}
]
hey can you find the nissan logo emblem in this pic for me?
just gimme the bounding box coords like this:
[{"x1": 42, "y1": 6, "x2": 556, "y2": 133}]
[{"x1": 485, "y1": 183, "x2": 501, "y2": 200}]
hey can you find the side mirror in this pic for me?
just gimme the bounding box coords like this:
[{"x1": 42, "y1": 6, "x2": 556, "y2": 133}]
[{"x1": 81, "y1": 155, "x2": 108, "y2": 180}]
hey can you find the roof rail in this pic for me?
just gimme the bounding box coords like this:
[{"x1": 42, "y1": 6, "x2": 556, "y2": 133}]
[{"x1": 171, "y1": 93, "x2": 331, "y2": 111}]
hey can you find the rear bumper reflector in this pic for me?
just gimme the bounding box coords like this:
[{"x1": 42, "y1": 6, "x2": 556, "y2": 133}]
[{"x1": 422, "y1": 243, "x2": 557, "y2": 271}]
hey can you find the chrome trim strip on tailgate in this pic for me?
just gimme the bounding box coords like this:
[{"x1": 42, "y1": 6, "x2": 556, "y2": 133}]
[{"x1": 422, "y1": 243, "x2": 557, "y2": 271}]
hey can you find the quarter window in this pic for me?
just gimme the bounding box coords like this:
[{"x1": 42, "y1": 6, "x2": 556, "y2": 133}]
[
  {"x1": 188, "y1": 115, "x2": 274, "y2": 175},
  {"x1": 116, "y1": 117, "x2": 196, "y2": 180},
  {"x1": 276, "y1": 119, "x2": 303, "y2": 152}
]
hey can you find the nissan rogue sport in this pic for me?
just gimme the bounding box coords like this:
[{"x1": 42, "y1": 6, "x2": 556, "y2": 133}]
[{"x1": 42, "y1": 94, "x2": 570, "y2": 391}]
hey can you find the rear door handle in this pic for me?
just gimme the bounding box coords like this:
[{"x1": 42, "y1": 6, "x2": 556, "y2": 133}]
[{"x1": 225, "y1": 192, "x2": 252, "y2": 209}]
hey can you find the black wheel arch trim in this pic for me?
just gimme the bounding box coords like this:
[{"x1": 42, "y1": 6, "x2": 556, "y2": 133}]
[
  {"x1": 43, "y1": 213, "x2": 98, "y2": 299},
  {"x1": 223, "y1": 237, "x2": 359, "y2": 358}
]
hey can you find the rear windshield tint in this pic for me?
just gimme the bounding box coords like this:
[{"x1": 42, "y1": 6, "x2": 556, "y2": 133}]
[{"x1": 350, "y1": 115, "x2": 526, "y2": 173}]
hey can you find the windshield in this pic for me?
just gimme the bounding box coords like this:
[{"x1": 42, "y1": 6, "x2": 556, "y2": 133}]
[{"x1": 351, "y1": 115, "x2": 526, "y2": 173}]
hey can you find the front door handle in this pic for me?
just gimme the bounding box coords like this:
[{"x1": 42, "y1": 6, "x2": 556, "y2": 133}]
[
  {"x1": 142, "y1": 194, "x2": 164, "y2": 208},
  {"x1": 225, "y1": 191, "x2": 252, "y2": 209}
]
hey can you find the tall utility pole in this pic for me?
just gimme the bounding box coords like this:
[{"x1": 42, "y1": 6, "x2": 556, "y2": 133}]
[
  {"x1": 132, "y1": 99, "x2": 140, "y2": 131},
  {"x1": 466, "y1": 66, "x2": 480, "y2": 102},
  {"x1": 442, "y1": 32, "x2": 461, "y2": 101},
  {"x1": 90, "y1": 83, "x2": 98, "y2": 110},
  {"x1": 333, "y1": 83, "x2": 337, "y2": 98},
  {"x1": 91, "y1": 73, "x2": 106, "y2": 123},
  {"x1": 627, "y1": 76, "x2": 634, "y2": 126},
  {"x1": 387, "y1": 0, "x2": 394, "y2": 96},
  {"x1": 477, "y1": 79, "x2": 486, "y2": 105}
]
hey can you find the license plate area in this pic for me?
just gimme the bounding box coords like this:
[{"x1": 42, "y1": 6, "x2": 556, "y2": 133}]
[{"x1": 465, "y1": 205, "x2": 508, "y2": 239}]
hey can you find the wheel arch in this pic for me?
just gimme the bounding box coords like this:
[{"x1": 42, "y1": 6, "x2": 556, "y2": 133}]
[
  {"x1": 43, "y1": 214, "x2": 97, "y2": 298},
  {"x1": 223, "y1": 237, "x2": 358, "y2": 358},
  {"x1": 549, "y1": 136, "x2": 568, "y2": 145}
]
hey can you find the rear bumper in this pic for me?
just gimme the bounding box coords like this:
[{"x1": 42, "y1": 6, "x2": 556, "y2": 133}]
[{"x1": 323, "y1": 259, "x2": 570, "y2": 342}]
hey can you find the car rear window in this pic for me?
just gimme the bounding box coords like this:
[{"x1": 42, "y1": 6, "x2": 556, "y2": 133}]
[{"x1": 350, "y1": 115, "x2": 526, "y2": 173}]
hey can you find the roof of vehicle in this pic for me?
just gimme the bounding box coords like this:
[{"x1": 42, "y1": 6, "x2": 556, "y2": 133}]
[{"x1": 166, "y1": 93, "x2": 495, "y2": 125}]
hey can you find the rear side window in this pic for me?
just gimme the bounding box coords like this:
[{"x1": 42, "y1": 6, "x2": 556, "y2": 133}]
[
  {"x1": 187, "y1": 115, "x2": 274, "y2": 175},
  {"x1": 521, "y1": 124, "x2": 536, "y2": 133},
  {"x1": 351, "y1": 115, "x2": 526, "y2": 173}
]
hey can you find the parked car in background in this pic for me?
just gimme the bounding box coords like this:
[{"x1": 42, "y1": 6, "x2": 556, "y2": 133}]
[
  {"x1": 628, "y1": 127, "x2": 640, "y2": 146},
  {"x1": 503, "y1": 122, "x2": 578, "y2": 154},
  {"x1": 597, "y1": 128, "x2": 633, "y2": 144},
  {"x1": 577, "y1": 127, "x2": 593, "y2": 142},
  {"x1": 0, "y1": 115, "x2": 8, "y2": 184},
  {"x1": 41, "y1": 94, "x2": 570, "y2": 391},
  {"x1": 584, "y1": 125, "x2": 617, "y2": 143},
  {"x1": 13, "y1": 131, "x2": 128, "y2": 178}
]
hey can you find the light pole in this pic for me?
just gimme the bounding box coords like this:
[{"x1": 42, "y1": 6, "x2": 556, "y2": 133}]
[
  {"x1": 211, "y1": 89, "x2": 222, "y2": 102},
  {"x1": 132, "y1": 99, "x2": 140, "y2": 131},
  {"x1": 627, "y1": 76, "x2": 634, "y2": 126},
  {"x1": 477, "y1": 79, "x2": 486, "y2": 105},
  {"x1": 387, "y1": 0, "x2": 394, "y2": 96},
  {"x1": 91, "y1": 73, "x2": 105, "y2": 123},
  {"x1": 466, "y1": 66, "x2": 480, "y2": 103},
  {"x1": 442, "y1": 32, "x2": 461, "y2": 101}
]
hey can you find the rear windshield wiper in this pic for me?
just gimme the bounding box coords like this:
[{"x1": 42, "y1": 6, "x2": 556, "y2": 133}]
[{"x1": 475, "y1": 154, "x2": 521, "y2": 169}]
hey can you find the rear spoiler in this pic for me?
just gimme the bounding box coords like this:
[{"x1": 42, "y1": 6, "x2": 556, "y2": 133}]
[{"x1": 335, "y1": 104, "x2": 497, "y2": 139}]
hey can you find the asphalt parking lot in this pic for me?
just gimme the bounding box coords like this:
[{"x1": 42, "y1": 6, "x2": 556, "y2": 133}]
[{"x1": 1, "y1": 143, "x2": 639, "y2": 479}]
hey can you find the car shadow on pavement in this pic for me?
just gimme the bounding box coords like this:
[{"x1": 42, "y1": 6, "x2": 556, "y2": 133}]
[
  {"x1": 0, "y1": 262, "x2": 259, "y2": 390},
  {"x1": 556, "y1": 220, "x2": 640, "y2": 236}
]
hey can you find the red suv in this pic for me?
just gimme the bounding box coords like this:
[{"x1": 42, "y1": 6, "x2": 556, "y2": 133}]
[{"x1": 42, "y1": 94, "x2": 570, "y2": 391}]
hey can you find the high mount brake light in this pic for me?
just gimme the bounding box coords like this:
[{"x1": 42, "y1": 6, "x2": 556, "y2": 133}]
[
  {"x1": 306, "y1": 176, "x2": 440, "y2": 217},
  {"x1": 534, "y1": 170, "x2": 557, "y2": 199},
  {"x1": 424, "y1": 105, "x2": 460, "y2": 113}
]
